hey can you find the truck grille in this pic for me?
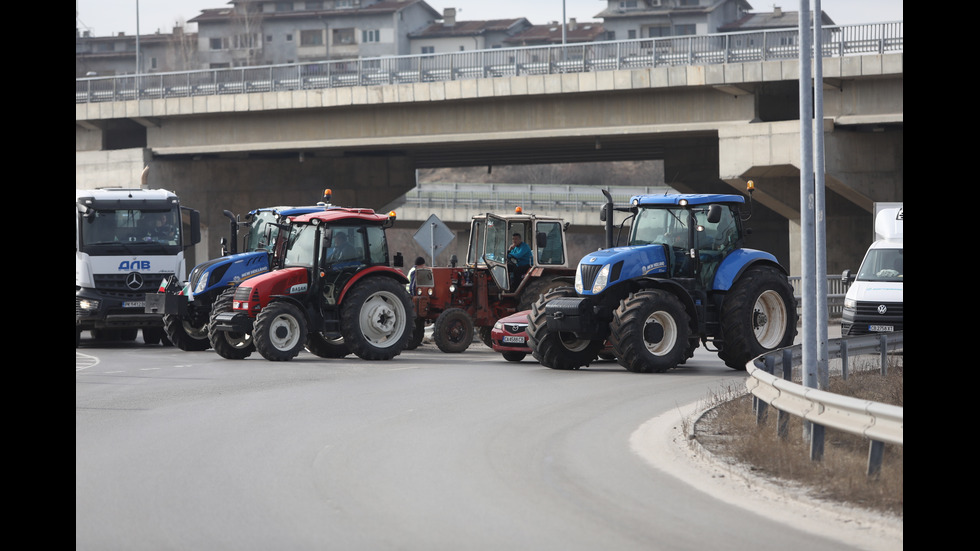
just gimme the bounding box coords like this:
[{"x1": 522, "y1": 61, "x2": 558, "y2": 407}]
[{"x1": 93, "y1": 273, "x2": 170, "y2": 297}]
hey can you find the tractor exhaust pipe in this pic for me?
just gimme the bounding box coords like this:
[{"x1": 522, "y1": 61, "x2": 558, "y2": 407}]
[{"x1": 601, "y1": 189, "x2": 614, "y2": 250}]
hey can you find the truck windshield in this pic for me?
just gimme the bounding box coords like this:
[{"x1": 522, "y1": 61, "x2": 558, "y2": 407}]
[
  {"x1": 857, "y1": 247, "x2": 903, "y2": 282},
  {"x1": 77, "y1": 207, "x2": 182, "y2": 255}
]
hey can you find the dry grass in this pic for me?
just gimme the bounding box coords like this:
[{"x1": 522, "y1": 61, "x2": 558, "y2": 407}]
[{"x1": 694, "y1": 356, "x2": 903, "y2": 518}]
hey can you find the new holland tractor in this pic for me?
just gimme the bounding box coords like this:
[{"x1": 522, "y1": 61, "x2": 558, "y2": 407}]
[
  {"x1": 527, "y1": 186, "x2": 798, "y2": 372},
  {"x1": 146, "y1": 197, "x2": 329, "y2": 356},
  {"x1": 209, "y1": 207, "x2": 414, "y2": 362},
  {"x1": 410, "y1": 208, "x2": 575, "y2": 353}
]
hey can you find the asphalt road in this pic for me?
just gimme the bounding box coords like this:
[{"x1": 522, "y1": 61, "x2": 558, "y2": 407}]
[{"x1": 76, "y1": 333, "x2": 898, "y2": 551}]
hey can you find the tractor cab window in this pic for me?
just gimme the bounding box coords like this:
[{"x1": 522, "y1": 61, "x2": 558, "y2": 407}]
[
  {"x1": 244, "y1": 210, "x2": 280, "y2": 252},
  {"x1": 467, "y1": 218, "x2": 486, "y2": 265},
  {"x1": 283, "y1": 224, "x2": 317, "y2": 268},
  {"x1": 535, "y1": 221, "x2": 565, "y2": 265},
  {"x1": 691, "y1": 204, "x2": 739, "y2": 287},
  {"x1": 322, "y1": 226, "x2": 367, "y2": 266},
  {"x1": 631, "y1": 206, "x2": 693, "y2": 277}
]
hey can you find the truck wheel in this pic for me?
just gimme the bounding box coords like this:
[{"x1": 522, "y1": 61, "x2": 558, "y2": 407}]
[
  {"x1": 526, "y1": 287, "x2": 603, "y2": 370},
  {"x1": 164, "y1": 311, "x2": 211, "y2": 351},
  {"x1": 718, "y1": 266, "x2": 798, "y2": 370},
  {"x1": 609, "y1": 289, "x2": 690, "y2": 373},
  {"x1": 502, "y1": 351, "x2": 527, "y2": 362},
  {"x1": 254, "y1": 301, "x2": 307, "y2": 361},
  {"x1": 306, "y1": 332, "x2": 349, "y2": 358},
  {"x1": 433, "y1": 308, "x2": 473, "y2": 353},
  {"x1": 404, "y1": 318, "x2": 425, "y2": 350},
  {"x1": 142, "y1": 327, "x2": 165, "y2": 345},
  {"x1": 518, "y1": 277, "x2": 568, "y2": 311},
  {"x1": 341, "y1": 277, "x2": 414, "y2": 360}
]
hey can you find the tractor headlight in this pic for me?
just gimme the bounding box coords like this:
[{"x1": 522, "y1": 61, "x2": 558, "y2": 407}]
[
  {"x1": 574, "y1": 267, "x2": 583, "y2": 293},
  {"x1": 592, "y1": 265, "x2": 610, "y2": 294},
  {"x1": 449, "y1": 283, "x2": 457, "y2": 293},
  {"x1": 194, "y1": 271, "x2": 210, "y2": 294}
]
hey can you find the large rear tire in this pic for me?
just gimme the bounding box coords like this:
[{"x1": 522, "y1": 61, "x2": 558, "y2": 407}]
[
  {"x1": 433, "y1": 308, "x2": 473, "y2": 353},
  {"x1": 609, "y1": 289, "x2": 690, "y2": 373},
  {"x1": 340, "y1": 277, "x2": 414, "y2": 360},
  {"x1": 517, "y1": 277, "x2": 569, "y2": 311},
  {"x1": 717, "y1": 266, "x2": 798, "y2": 370},
  {"x1": 209, "y1": 289, "x2": 254, "y2": 360},
  {"x1": 526, "y1": 287, "x2": 603, "y2": 370},
  {"x1": 254, "y1": 301, "x2": 307, "y2": 361},
  {"x1": 306, "y1": 332, "x2": 349, "y2": 358}
]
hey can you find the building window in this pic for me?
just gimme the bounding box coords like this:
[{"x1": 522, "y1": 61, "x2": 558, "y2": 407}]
[
  {"x1": 674, "y1": 24, "x2": 696, "y2": 36},
  {"x1": 335, "y1": 0, "x2": 353, "y2": 8},
  {"x1": 628, "y1": 29, "x2": 637, "y2": 39},
  {"x1": 276, "y1": 2, "x2": 293, "y2": 11},
  {"x1": 266, "y1": 35, "x2": 273, "y2": 42},
  {"x1": 306, "y1": 1, "x2": 323, "y2": 9},
  {"x1": 619, "y1": 0, "x2": 638, "y2": 9},
  {"x1": 647, "y1": 26, "x2": 669, "y2": 38},
  {"x1": 421, "y1": 46, "x2": 434, "y2": 54},
  {"x1": 286, "y1": 34, "x2": 293, "y2": 41},
  {"x1": 150, "y1": 57, "x2": 157, "y2": 69},
  {"x1": 332, "y1": 28, "x2": 355, "y2": 45},
  {"x1": 362, "y1": 29, "x2": 380, "y2": 43},
  {"x1": 210, "y1": 37, "x2": 223, "y2": 50},
  {"x1": 301, "y1": 29, "x2": 324, "y2": 46}
]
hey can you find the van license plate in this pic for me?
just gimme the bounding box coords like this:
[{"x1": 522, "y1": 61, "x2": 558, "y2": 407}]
[{"x1": 869, "y1": 325, "x2": 894, "y2": 332}]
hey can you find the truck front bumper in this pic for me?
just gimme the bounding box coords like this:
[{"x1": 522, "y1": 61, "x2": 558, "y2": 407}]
[{"x1": 76, "y1": 287, "x2": 163, "y2": 330}]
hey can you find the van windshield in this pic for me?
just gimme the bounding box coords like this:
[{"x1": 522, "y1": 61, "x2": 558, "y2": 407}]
[{"x1": 857, "y1": 247, "x2": 903, "y2": 282}]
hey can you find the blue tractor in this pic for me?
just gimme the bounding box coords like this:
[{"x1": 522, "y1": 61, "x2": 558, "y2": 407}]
[
  {"x1": 146, "y1": 196, "x2": 329, "y2": 356},
  {"x1": 527, "y1": 187, "x2": 798, "y2": 372}
]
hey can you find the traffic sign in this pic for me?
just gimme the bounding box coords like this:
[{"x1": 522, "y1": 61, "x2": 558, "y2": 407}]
[{"x1": 413, "y1": 214, "x2": 455, "y2": 262}]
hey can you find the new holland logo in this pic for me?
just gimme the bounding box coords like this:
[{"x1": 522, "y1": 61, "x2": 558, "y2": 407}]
[{"x1": 126, "y1": 272, "x2": 144, "y2": 290}]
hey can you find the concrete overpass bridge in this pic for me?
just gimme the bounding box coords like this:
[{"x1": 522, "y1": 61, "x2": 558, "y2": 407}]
[{"x1": 76, "y1": 23, "x2": 903, "y2": 273}]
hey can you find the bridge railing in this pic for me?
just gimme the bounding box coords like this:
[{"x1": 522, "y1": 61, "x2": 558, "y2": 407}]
[{"x1": 75, "y1": 22, "x2": 902, "y2": 104}]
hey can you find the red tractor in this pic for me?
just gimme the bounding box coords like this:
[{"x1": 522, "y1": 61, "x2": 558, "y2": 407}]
[
  {"x1": 410, "y1": 209, "x2": 575, "y2": 353},
  {"x1": 209, "y1": 207, "x2": 415, "y2": 361}
]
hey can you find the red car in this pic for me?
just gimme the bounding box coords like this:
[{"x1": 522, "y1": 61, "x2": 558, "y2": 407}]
[
  {"x1": 490, "y1": 310, "x2": 533, "y2": 362},
  {"x1": 490, "y1": 310, "x2": 616, "y2": 363}
]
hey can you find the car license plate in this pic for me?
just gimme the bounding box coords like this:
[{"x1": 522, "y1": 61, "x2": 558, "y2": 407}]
[
  {"x1": 503, "y1": 335, "x2": 525, "y2": 344},
  {"x1": 869, "y1": 325, "x2": 894, "y2": 332},
  {"x1": 124, "y1": 301, "x2": 146, "y2": 308}
]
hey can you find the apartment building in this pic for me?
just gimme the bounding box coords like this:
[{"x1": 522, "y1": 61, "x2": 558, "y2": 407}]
[{"x1": 77, "y1": 1, "x2": 834, "y2": 77}]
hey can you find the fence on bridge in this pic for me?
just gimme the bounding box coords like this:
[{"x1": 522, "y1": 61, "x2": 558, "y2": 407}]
[{"x1": 76, "y1": 22, "x2": 903, "y2": 104}]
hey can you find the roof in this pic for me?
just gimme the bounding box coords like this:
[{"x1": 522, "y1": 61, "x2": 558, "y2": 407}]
[
  {"x1": 190, "y1": 1, "x2": 439, "y2": 25},
  {"x1": 289, "y1": 208, "x2": 391, "y2": 225},
  {"x1": 630, "y1": 194, "x2": 745, "y2": 206},
  {"x1": 597, "y1": 0, "x2": 753, "y2": 19},
  {"x1": 409, "y1": 18, "x2": 530, "y2": 39},
  {"x1": 504, "y1": 22, "x2": 606, "y2": 46},
  {"x1": 718, "y1": 8, "x2": 835, "y2": 32}
]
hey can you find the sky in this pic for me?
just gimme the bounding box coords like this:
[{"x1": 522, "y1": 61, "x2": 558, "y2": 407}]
[{"x1": 76, "y1": 1, "x2": 904, "y2": 37}]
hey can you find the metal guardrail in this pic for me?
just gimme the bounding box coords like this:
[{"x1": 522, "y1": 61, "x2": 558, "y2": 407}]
[
  {"x1": 746, "y1": 331, "x2": 903, "y2": 477},
  {"x1": 75, "y1": 22, "x2": 902, "y2": 104},
  {"x1": 788, "y1": 276, "x2": 847, "y2": 318}
]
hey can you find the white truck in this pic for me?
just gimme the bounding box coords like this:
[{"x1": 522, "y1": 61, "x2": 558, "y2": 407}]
[
  {"x1": 841, "y1": 204, "x2": 903, "y2": 336},
  {"x1": 76, "y1": 180, "x2": 201, "y2": 346}
]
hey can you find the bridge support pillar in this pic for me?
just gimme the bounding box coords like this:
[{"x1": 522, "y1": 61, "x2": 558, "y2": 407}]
[{"x1": 718, "y1": 120, "x2": 903, "y2": 276}]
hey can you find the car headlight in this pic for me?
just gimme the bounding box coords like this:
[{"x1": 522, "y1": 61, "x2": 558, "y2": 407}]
[
  {"x1": 493, "y1": 321, "x2": 503, "y2": 330},
  {"x1": 592, "y1": 265, "x2": 610, "y2": 294}
]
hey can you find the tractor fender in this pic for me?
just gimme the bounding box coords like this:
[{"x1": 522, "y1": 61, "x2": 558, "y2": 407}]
[
  {"x1": 712, "y1": 249, "x2": 787, "y2": 291},
  {"x1": 337, "y1": 266, "x2": 410, "y2": 303}
]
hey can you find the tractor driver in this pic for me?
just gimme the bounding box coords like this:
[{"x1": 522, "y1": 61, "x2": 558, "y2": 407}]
[{"x1": 507, "y1": 232, "x2": 533, "y2": 287}]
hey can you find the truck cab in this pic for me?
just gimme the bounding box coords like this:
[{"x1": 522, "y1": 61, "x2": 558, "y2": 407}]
[{"x1": 841, "y1": 206, "x2": 903, "y2": 336}]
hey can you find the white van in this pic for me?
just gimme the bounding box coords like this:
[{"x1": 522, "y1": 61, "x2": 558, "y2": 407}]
[{"x1": 841, "y1": 206, "x2": 903, "y2": 336}]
